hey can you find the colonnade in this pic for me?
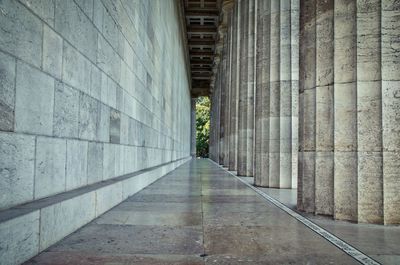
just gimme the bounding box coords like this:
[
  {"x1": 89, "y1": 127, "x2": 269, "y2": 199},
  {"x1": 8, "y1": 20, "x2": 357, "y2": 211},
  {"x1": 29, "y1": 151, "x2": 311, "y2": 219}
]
[{"x1": 209, "y1": 0, "x2": 399, "y2": 225}]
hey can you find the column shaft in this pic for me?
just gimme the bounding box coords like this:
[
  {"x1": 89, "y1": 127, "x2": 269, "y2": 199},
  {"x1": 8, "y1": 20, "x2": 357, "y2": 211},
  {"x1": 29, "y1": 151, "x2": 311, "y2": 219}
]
[
  {"x1": 229, "y1": 0, "x2": 240, "y2": 171},
  {"x1": 254, "y1": 0, "x2": 271, "y2": 186},
  {"x1": 237, "y1": 0, "x2": 249, "y2": 175},
  {"x1": 298, "y1": 0, "x2": 399, "y2": 224},
  {"x1": 382, "y1": 0, "x2": 400, "y2": 225}
]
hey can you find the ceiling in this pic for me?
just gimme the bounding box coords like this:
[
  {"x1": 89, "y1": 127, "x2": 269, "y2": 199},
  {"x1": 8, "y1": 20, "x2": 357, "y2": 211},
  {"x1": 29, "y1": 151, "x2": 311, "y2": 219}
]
[{"x1": 182, "y1": 0, "x2": 221, "y2": 97}]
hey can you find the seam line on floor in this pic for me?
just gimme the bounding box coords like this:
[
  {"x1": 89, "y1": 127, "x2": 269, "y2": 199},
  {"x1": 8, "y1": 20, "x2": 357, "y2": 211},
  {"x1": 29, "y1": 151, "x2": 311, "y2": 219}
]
[{"x1": 208, "y1": 159, "x2": 381, "y2": 265}]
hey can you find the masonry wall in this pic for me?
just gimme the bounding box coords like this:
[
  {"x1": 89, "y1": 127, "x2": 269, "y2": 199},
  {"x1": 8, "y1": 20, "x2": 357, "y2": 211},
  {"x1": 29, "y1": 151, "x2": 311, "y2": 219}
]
[{"x1": 0, "y1": 0, "x2": 191, "y2": 263}]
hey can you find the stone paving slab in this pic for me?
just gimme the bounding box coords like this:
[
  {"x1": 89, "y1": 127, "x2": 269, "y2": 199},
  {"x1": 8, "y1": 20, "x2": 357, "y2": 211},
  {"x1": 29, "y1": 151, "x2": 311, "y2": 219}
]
[{"x1": 25, "y1": 159, "x2": 366, "y2": 265}]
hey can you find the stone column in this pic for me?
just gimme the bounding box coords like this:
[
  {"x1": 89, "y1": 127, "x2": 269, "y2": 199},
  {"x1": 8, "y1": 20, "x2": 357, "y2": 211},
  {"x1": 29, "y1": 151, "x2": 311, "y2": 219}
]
[
  {"x1": 382, "y1": 0, "x2": 400, "y2": 225},
  {"x1": 298, "y1": 0, "x2": 316, "y2": 213},
  {"x1": 237, "y1": 0, "x2": 249, "y2": 176},
  {"x1": 218, "y1": 63, "x2": 225, "y2": 164},
  {"x1": 254, "y1": 0, "x2": 271, "y2": 186},
  {"x1": 223, "y1": 3, "x2": 234, "y2": 167},
  {"x1": 215, "y1": 72, "x2": 221, "y2": 164},
  {"x1": 246, "y1": 0, "x2": 256, "y2": 177},
  {"x1": 268, "y1": 0, "x2": 281, "y2": 186},
  {"x1": 254, "y1": 0, "x2": 298, "y2": 188},
  {"x1": 228, "y1": 0, "x2": 240, "y2": 171},
  {"x1": 291, "y1": 0, "x2": 299, "y2": 189},
  {"x1": 190, "y1": 98, "x2": 197, "y2": 157},
  {"x1": 237, "y1": 0, "x2": 256, "y2": 176},
  {"x1": 298, "y1": 0, "x2": 400, "y2": 224}
]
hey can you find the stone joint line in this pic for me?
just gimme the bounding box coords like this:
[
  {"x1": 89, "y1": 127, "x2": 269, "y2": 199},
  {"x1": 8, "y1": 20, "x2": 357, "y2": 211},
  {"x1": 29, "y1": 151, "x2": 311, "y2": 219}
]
[{"x1": 208, "y1": 159, "x2": 381, "y2": 265}]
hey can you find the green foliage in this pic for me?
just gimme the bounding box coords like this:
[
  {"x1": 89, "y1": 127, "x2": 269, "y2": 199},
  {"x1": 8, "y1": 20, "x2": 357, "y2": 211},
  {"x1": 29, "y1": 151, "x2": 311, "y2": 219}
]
[{"x1": 196, "y1": 96, "x2": 210, "y2": 157}]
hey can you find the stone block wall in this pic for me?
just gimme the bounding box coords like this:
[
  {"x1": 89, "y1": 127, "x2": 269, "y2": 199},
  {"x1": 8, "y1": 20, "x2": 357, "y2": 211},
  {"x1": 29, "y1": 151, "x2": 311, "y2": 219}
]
[
  {"x1": 0, "y1": 0, "x2": 191, "y2": 263},
  {"x1": 0, "y1": 0, "x2": 191, "y2": 210}
]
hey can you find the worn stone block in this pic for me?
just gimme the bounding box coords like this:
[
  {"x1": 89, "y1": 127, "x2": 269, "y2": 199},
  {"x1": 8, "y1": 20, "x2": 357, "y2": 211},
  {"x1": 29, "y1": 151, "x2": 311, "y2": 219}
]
[
  {"x1": 95, "y1": 182, "x2": 122, "y2": 217},
  {"x1": 19, "y1": 0, "x2": 54, "y2": 26},
  {"x1": 0, "y1": 132, "x2": 35, "y2": 209},
  {"x1": 93, "y1": 0, "x2": 104, "y2": 30},
  {"x1": 79, "y1": 93, "x2": 100, "y2": 141},
  {"x1": 55, "y1": 0, "x2": 97, "y2": 62},
  {"x1": 316, "y1": 85, "x2": 334, "y2": 151},
  {"x1": 87, "y1": 142, "x2": 103, "y2": 185},
  {"x1": 279, "y1": 152, "x2": 291, "y2": 188},
  {"x1": 62, "y1": 42, "x2": 91, "y2": 94},
  {"x1": 358, "y1": 151, "x2": 383, "y2": 224},
  {"x1": 90, "y1": 65, "x2": 101, "y2": 101},
  {"x1": 110, "y1": 109, "x2": 121, "y2": 144},
  {"x1": 334, "y1": 82, "x2": 357, "y2": 151},
  {"x1": 383, "y1": 151, "x2": 400, "y2": 224},
  {"x1": 0, "y1": 0, "x2": 42, "y2": 67},
  {"x1": 66, "y1": 139, "x2": 88, "y2": 190},
  {"x1": 103, "y1": 143, "x2": 115, "y2": 180},
  {"x1": 302, "y1": 88, "x2": 316, "y2": 151},
  {"x1": 298, "y1": 151, "x2": 315, "y2": 213},
  {"x1": 333, "y1": 1, "x2": 356, "y2": 83},
  {"x1": 97, "y1": 34, "x2": 121, "y2": 83},
  {"x1": 0, "y1": 51, "x2": 16, "y2": 132},
  {"x1": 120, "y1": 113, "x2": 129, "y2": 145},
  {"x1": 15, "y1": 62, "x2": 54, "y2": 135},
  {"x1": 108, "y1": 76, "x2": 118, "y2": 109},
  {"x1": 102, "y1": 7, "x2": 120, "y2": 53},
  {"x1": 382, "y1": 81, "x2": 400, "y2": 152},
  {"x1": 357, "y1": 81, "x2": 382, "y2": 152},
  {"x1": 35, "y1": 137, "x2": 66, "y2": 199},
  {"x1": 39, "y1": 192, "x2": 96, "y2": 251},
  {"x1": 382, "y1": 4, "x2": 400, "y2": 81},
  {"x1": 42, "y1": 25, "x2": 62, "y2": 79},
  {"x1": 334, "y1": 151, "x2": 357, "y2": 221},
  {"x1": 315, "y1": 151, "x2": 334, "y2": 215},
  {"x1": 97, "y1": 103, "x2": 110, "y2": 142},
  {"x1": 74, "y1": 0, "x2": 93, "y2": 19},
  {"x1": 53, "y1": 82, "x2": 79, "y2": 138},
  {"x1": 0, "y1": 211, "x2": 39, "y2": 265}
]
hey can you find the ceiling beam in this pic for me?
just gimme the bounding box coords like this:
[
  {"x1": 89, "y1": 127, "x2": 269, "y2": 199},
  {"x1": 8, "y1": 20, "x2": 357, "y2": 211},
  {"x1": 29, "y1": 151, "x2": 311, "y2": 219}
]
[{"x1": 187, "y1": 26, "x2": 217, "y2": 33}]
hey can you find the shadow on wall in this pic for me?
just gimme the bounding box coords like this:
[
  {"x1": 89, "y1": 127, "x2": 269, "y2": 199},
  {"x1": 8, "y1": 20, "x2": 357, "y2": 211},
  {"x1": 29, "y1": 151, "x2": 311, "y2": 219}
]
[{"x1": 196, "y1": 97, "x2": 210, "y2": 158}]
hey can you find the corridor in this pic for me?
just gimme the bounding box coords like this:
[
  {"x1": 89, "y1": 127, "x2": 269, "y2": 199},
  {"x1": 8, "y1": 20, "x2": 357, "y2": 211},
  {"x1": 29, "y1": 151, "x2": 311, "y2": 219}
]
[{"x1": 25, "y1": 159, "x2": 359, "y2": 265}]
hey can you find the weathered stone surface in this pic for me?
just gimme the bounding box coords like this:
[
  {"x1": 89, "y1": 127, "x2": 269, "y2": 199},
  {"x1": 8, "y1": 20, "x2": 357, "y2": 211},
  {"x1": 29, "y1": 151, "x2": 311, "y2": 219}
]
[
  {"x1": 40, "y1": 192, "x2": 96, "y2": 251},
  {"x1": 87, "y1": 142, "x2": 103, "y2": 185},
  {"x1": 0, "y1": 132, "x2": 35, "y2": 209},
  {"x1": 15, "y1": 62, "x2": 54, "y2": 135},
  {"x1": 334, "y1": 151, "x2": 357, "y2": 221},
  {"x1": 79, "y1": 93, "x2": 100, "y2": 140},
  {"x1": 42, "y1": 25, "x2": 62, "y2": 79},
  {"x1": 90, "y1": 65, "x2": 102, "y2": 101},
  {"x1": 103, "y1": 143, "x2": 116, "y2": 180},
  {"x1": 53, "y1": 82, "x2": 79, "y2": 138},
  {"x1": 97, "y1": 103, "x2": 110, "y2": 142},
  {"x1": 0, "y1": 0, "x2": 42, "y2": 67},
  {"x1": 97, "y1": 34, "x2": 121, "y2": 84},
  {"x1": 35, "y1": 137, "x2": 66, "y2": 199},
  {"x1": 0, "y1": 51, "x2": 15, "y2": 132},
  {"x1": 95, "y1": 182, "x2": 122, "y2": 217},
  {"x1": 0, "y1": 211, "x2": 39, "y2": 265},
  {"x1": 66, "y1": 139, "x2": 88, "y2": 190},
  {"x1": 62, "y1": 42, "x2": 91, "y2": 94},
  {"x1": 55, "y1": 0, "x2": 97, "y2": 62},
  {"x1": 358, "y1": 152, "x2": 383, "y2": 224},
  {"x1": 110, "y1": 109, "x2": 121, "y2": 144},
  {"x1": 74, "y1": 0, "x2": 94, "y2": 19},
  {"x1": 19, "y1": 0, "x2": 55, "y2": 26}
]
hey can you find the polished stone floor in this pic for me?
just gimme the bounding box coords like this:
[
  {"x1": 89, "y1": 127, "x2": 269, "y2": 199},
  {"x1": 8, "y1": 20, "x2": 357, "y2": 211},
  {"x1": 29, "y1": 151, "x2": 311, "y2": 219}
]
[{"x1": 26, "y1": 159, "x2": 362, "y2": 264}]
